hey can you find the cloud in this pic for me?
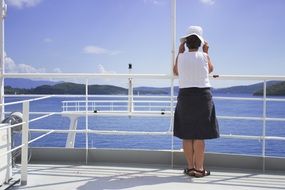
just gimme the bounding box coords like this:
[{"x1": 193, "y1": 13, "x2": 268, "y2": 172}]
[
  {"x1": 6, "y1": 0, "x2": 42, "y2": 8},
  {"x1": 52, "y1": 68, "x2": 62, "y2": 73},
  {"x1": 96, "y1": 64, "x2": 115, "y2": 74},
  {"x1": 43, "y1": 38, "x2": 53, "y2": 43},
  {"x1": 83, "y1": 45, "x2": 121, "y2": 56},
  {"x1": 200, "y1": 0, "x2": 215, "y2": 5},
  {"x1": 4, "y1": 54, "x2": 62, "y2": 73},
  {"x1": 5, "y1": 56, "x2": 46, "y2": 73},
  {"x1": 143, "y1": 0, "x2": 164, "y2": 5}
]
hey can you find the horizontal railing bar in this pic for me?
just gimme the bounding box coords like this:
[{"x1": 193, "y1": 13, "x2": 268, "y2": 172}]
[
  {"x1": 0, "y1": 144, "x2": 25, "y2": 158},
  {"x1": 213, "y1": 97, "x2": 263, "y2": 101},
  {"x1": 0, "y1": 122, "x2": 26, "y2": 131},
  {"x1": 29, "y1": 129, "x2": 170, "y2": 135},
  {"x1": 218, "y1": 116, "x2": 263, "y2": 121},
  {"x1": 4, "y1": 94, "x2": 176, "y2": 99},
  {"x1": 220, "y1": 134, "x2": 262, "y2": 140},
  {"x1": 62, "y1": 100, "x2": 175, "y2": 103},
  {"x1": 1, "y1": 95, "x2": 53, "y2": 106},
  {"x1": 210, "y1": 75, "x2": 285, "y2": 81},
  {"x1": 61, "y1": 111, "x2": 171, "y2": 117},
  {"x1": 264, "y1": 136, "x2": 285, "y2": 140},
  {"x1": 0, "y1": 130, "x2": 55, "y2": 158},
  {"x1": 2, "y1": 73, "x2": 172, "y2": 79},
  {"x1": 28, "y1": 130, "x2": 55, "y2": 144},
  {"x1": 3, "y1": 73, "x2": 285, "y2": 81},
  {"x1": 30, "y1": 129, "x2": 85, "y2": 133},
  {"x1": 0, "y1": 113, "x2": 55, "y2": 131},
  {"x1": 29, "y1": 113, "x2": 55, "y2": 123},
  {"x1": 4, "y1": 94, "x2": 285, "y2": 103},
  {"x1": 28, "y1": 129, "x2": 285, "y2": 141},
  {"x1": 266, "y1": 98, "x2": 285, "y2": 102},
  {"x1": 266, "y1": 117, "x2": 285, "y2": 122},
  {"x1": 3, "y1": 111, "x2": 284, "y2": 122}
]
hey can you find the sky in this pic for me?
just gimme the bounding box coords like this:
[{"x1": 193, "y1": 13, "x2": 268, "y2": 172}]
[{"x1": 3, "y1": 0, "x2": 285, "y2": 87}]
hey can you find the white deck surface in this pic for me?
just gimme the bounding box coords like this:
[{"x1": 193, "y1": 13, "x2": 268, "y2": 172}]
[{"x1": 10, "y1": 163, "x2": 285, "y2": 190}]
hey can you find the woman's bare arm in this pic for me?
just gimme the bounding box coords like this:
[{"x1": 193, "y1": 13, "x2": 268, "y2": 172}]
[
  {"x1": 173, "y1": 42, "x2": 186, "y2": 76},
  {"x1": 203, "y1": 41, "x2": 214, "y2": 73},
  {"x1": 173, "y1": 55, "x2": 179, "y2": 76},
  {"x1": 207, "y1": 56, "x2": 214, "y2": 73}
]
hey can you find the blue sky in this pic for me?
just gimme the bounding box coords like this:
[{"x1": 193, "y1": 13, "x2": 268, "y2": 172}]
[{"x1": 4, "y1": 0, "x2": 285, "y2": 86}]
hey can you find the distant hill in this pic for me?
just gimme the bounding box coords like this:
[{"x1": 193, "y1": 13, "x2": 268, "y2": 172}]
[
  {"x1": 5, "y1": 82, "x2": 128, "y2": 95},
  {"x1": 4, "y1": 78, "x2": 59, "y2": 88},
  {"x1": 134, "y1": 86, "x2": 179, "y2": 95},
  {"x1": 254, "y1": 81, "x2": 285, "y2": 96},
  {"x1": 213, "y1": 81, "x2": 279, "y2": 94},
  {"x1": 4, "y1": 80, "x2": 285, "y2": 96}
]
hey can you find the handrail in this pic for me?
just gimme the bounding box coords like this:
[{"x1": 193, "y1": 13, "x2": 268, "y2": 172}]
[
  {"x1": 0, "y1": 95, "x2": 53, "y2": 107},
  {"x1": 2, "y1": 73, "x2": 285, "y2": 81},
  {"x1": 28, "y1": 128, "x2": 285, "y2": 141},
  {"x1": 1, "y1": 74, "x2": 285, "y2": 179}
]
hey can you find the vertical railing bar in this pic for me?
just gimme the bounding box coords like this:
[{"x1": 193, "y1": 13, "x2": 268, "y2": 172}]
[
  {"x1": 21, "y1": 101, "x2": 29, "y2": 185},
  {"x1": 262, "y1": 80, "x2": 267, "y2": 172},
  {"x1": 170, "y1": 0, "x2": 176, "y2": 168},
  {"x1": 170, "y1": 79, "x2": 175, "y2": 168},
  {"x1": 85, "y1": 79, "x2": 89, "y2": 164}
]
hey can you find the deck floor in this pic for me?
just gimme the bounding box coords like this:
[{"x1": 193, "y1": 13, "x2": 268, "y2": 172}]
[{"x1": 9, "y1": 163, "x2": 285, "y2": 190}]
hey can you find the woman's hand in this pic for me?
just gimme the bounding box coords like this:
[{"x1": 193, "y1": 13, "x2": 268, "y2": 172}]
[
  {"x1": 178, "y1": 41, "x2": 186, "y2": 53},
  {"x1": 203, "y1": 41, "x2": 209, "y2": 54}
]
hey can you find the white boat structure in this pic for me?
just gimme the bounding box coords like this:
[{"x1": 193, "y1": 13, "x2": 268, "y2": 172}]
[{"x1": 0, "y1": 1, "x2": 285, "y2": 189}]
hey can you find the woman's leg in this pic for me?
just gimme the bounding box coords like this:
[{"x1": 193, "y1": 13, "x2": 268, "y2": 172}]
[
  {"x1": 183, "y1": 140, "x2": 194, "y2": 169},
  {"x1": 193, "y1": 140, "x2": 205, "y2": 171}
]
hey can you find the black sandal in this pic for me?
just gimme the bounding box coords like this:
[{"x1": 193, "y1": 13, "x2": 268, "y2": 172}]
[
  {"x1": 194, "y1": 169, "x2": 211, "y2": 178},
  {"x1": 183, "y1": 168, "x2": 195, "y2": 176}
]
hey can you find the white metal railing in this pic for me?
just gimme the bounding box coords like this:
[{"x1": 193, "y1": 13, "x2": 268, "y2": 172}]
[
  {"x1": 1, "y1": 73, "x2": 285, "y2": 184},
  {"x1": 0, "y1": 96, "x2": 55, "y2": 185}
]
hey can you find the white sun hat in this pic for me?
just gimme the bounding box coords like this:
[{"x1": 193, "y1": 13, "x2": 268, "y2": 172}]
[{"x1": 180, "y1": 26, "x2": 205, "y2": 45}]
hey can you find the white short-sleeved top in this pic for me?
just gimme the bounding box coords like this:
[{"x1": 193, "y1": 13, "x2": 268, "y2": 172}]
[{"x1": 177, "y1": 51, "x2": 211, "y2": 88}]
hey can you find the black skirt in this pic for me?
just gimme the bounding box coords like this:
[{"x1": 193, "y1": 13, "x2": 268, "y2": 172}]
[{"x1": 174, "y1": 87, "x2": 219, "y2": 140}]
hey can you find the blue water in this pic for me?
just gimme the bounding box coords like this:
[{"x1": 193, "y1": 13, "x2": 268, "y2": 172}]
[{"x1": 4, "y1": 94, "x2": 285, "y2": 157}]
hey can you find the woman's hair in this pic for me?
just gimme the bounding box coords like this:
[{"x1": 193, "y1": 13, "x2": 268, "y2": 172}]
[{"x1": 186, "y1": 35, "x2": 201, "y2": 50}]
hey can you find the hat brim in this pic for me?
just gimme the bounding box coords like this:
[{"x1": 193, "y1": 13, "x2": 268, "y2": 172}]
[{"x1": 180, "y1": 33, "x2": 204, "y2": 45}]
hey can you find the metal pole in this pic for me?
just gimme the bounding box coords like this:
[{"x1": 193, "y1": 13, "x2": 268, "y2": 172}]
[
  {"x1": 21, "y1": 101, "x2": 29, "y2": 186},
  {"x1": 1, "y1": 0, "x2": 11, "y2": 183},
  {"x1": 85, "y1": 79, "x2": 89, "y2": 164},
  {"x1": 262, "y1": 80, "x2": 267, "y2": 171},
  {"x1": 128, "y1": 63, "x2": 133, "y2": 113},
  {"x1": 170, "y1": 0, "x2": 176, "y2": 168},
  {"x1": 0, "y1": 0, "x2": 7, "y2": 121}
]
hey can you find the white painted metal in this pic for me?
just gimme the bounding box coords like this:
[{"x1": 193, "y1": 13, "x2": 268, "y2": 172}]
[
  {"x1": 0, "y1": 124, "x2": 11, "y2": 185},
  {"x1": 0, "y1": 2, "x2": 10, "y2": 182},
  {"x1": 29, "y1": 113, "x2": 55, "y2": 123},
  {"x1": 262, "y1": 81, "x2": 267, "y2": 171},
  {"x1": 0, "y1": 95, "x2": 53, "y2": 106},
  {"x1": 0, "y1": 130, "x2": 54, "y2": 158},
  {"x1": 0, "y1": 0, "x2": 6, "y2": 121},
  {"x1": 27, "y1": 130, "x2": 54, "y2": 144},
  {"x1": 0, "y1": 121, "x2": 25, "y2": 131},
  {"x1": 28, "y1": 128, "x2": 285, "y2": 141},
  {"x1": 85, "y1": 79, "x2": 89, "y2": 164},
  {"x1": 21, "y1": 101, "x2": 29, "y2": 185},
  {"x1": 65, "y1": 115, "x2": 78, "y2": 148},
  {"x1": 4, "y1": 72, "x2": 285, "y2": 81},
  {"x1": 170, "y1": 0, "x2": 176, "y2": 168}
]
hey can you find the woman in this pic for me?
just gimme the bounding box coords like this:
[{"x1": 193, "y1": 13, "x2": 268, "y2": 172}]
[{"x1": 173, "y1": 26, "x2": 219, "y2": 177}]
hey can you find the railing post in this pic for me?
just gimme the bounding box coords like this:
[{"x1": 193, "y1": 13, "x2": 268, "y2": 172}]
[
  {"x1": 128, "y1": 63, "x2": 133, "y2": 113},
  {"x1": 262, "y1": 80, "x2": 267, "y2": 172},
  {"x1": 21, "y1": 101, "x2": 29, "y2": 185},
  {"x1": 170, "y1": 0, "x2": 176, "y2": 168},
  {"x1": 85, "y1": 79, "x2": 89, "y2": 164}
]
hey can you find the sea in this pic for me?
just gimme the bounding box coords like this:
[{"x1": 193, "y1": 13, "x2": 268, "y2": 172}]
[{"x1": 4, "y1": 93, "x2": 285, "y2": 157}]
